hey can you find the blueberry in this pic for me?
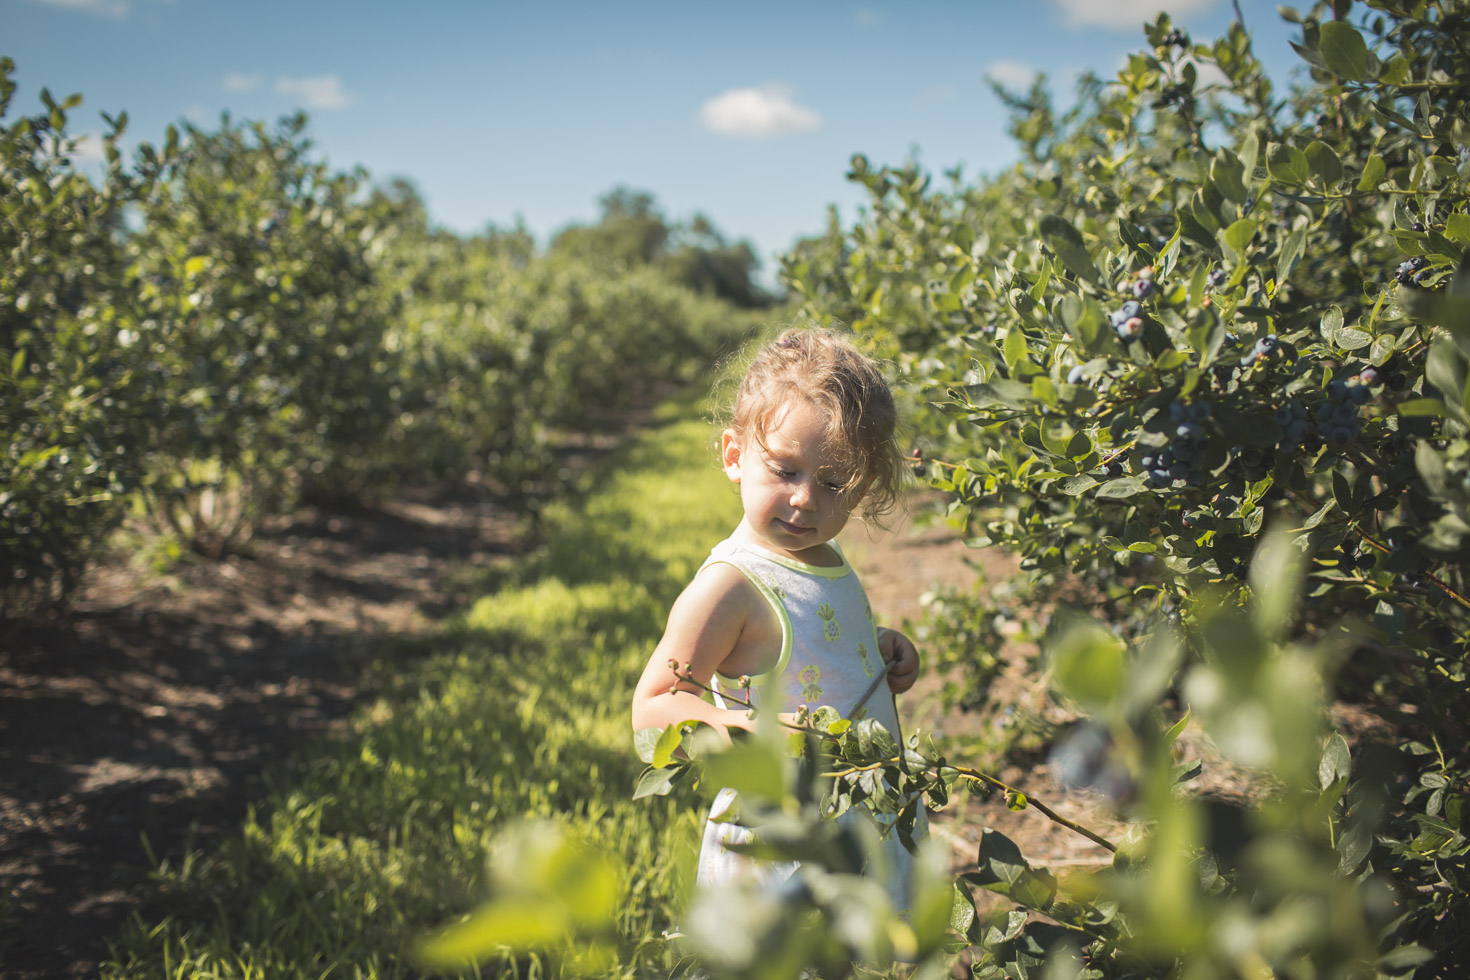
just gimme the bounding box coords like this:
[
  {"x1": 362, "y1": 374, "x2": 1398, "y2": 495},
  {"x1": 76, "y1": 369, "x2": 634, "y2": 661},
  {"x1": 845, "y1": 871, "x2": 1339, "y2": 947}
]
[
  {"x1": 1412, "y1": 222, "x2": 1425, "y2": 232},
  {"x1": 1121, "y1": 300, "x2": 1143, "y2": 318},
  {"x1": 1332, "y1": 403, "x2": 1358, "y2": 426},
  {"x1": 1169, "y1": 402, "x2": 1187, "y2": 421},
  {"x1": 1190, "y1": 403, "x2": 1211, "y2": 421},
  {"x1": 1118, "y1": 317, "x2": 1144, "y2": 339},
  {"x1": 1274, "y1": 407, "x2": 1293, "y2": 426},
  {"x1": 1359, "y1": 366, "x2": 1379, "y2": 385},
  {"x1": 1285, "y1": 419, "x2": 1309, "y2": 442},
  {"x1": 1208, "y1": 268, "x2": 1227, "y2": 287},
  {"x1": 1177, "y1": 422, "x2": 1202, "y2": 439},
  {"x1": 1141, "y1": 454, "x2": 1158, "y2": 470},
  {"x1": 1110, "y1": 309, "x2": 1127, "y2": 327},
  {"x1": 1133, "y1": 279, "x2": 1154, "y2": 299},
  {"x1": 1389, "y1": 372, "x2": 1407, "y2": 390},
  {"x1": 1327, "y1": 380, "x2": 1348, "y2": 402},
  {"x1": 1348, "y1": 383, "x2": 1373, "y2": 405}
]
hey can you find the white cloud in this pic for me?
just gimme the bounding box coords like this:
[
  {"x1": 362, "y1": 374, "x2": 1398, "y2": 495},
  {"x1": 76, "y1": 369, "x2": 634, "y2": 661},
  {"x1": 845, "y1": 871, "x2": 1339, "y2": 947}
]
[
  {"x1": 1050, "y1": 0, "x2": 1218, "y2": 30},
  {"x1": 27, "y1": 0, "x2": 130, "y2": 18},
  {"x1": 69, "y1": 132, "x2": 109, "y2": 162},
  {"x1": 275, "y1": 75, "x2": 352, "y2": 110},
  {"x1": 698, "y1": 85, "x2": 820, "y2": 139},
  {"x1": 223, "y1": 72, "x2": 263, "y2": 93},
  {"x1": 985, "y1": 59, "x2": 1039, "y2": 90}
]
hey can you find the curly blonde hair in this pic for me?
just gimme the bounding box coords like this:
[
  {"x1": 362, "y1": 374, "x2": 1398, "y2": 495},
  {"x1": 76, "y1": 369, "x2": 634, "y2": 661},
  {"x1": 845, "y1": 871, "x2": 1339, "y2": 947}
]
[{"x1": 724, "y1": 327, "x2": 904, "y2": 524}]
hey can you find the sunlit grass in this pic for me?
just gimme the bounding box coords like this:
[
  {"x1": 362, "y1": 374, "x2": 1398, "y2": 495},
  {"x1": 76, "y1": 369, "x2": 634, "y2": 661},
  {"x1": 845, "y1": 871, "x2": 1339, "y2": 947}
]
[{"x1": 103, "y1": 393, "x2": 741, "y2": 979}]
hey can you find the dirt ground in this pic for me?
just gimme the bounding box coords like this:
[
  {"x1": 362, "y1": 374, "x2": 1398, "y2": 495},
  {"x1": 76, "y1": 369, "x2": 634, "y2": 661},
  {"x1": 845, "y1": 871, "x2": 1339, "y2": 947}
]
[
  {"x1": 0, "y1": 465, "x2": 1261, "y2": 978},
  {"x1": 0, "y1": 483, "x2": 525, "y2": 979}
]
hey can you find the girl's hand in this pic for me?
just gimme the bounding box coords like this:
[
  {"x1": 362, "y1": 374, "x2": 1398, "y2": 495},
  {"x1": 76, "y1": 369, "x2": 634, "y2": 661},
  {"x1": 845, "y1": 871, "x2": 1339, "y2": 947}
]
[{"x1": 876, "y1": 627, "x2": 919, "y2": 694}]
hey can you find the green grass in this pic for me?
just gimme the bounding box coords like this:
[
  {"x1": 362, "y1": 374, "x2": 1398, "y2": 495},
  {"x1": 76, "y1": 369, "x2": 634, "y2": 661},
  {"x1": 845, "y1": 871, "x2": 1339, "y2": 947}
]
[{"x1": 103, "y1": 395, "x2": 742, "y2": 979}]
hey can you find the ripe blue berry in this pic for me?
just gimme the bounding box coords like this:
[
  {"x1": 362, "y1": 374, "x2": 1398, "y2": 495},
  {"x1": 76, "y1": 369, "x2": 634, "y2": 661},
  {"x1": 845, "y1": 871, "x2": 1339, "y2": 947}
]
[
  {"x1": 1133, "y1": 279, "x2": 1154, "y2": 299},
  {"x1": 1208, "y1": 268, "x2": 1227, "y2": 287},
  {"x1": 1120, "y1": 300, "x2": 1142, "y2": 319}
]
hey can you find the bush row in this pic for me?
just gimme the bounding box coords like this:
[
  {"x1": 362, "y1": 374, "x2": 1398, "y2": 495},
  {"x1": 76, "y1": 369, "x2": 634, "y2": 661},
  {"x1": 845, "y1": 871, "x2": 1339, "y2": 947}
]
[
  {"x1": 779, "y1": 1, "x2": 1468, "y2": 975},
  {"x1": 1, "y1": 58, "x2": 756, "y2": 616}
]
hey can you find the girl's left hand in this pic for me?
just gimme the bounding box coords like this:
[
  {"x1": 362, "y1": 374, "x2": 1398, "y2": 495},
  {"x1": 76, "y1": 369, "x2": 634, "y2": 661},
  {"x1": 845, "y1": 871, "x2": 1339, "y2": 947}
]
[{"x1": 876, "y1": 627, "x2": 919, "y2": 694}]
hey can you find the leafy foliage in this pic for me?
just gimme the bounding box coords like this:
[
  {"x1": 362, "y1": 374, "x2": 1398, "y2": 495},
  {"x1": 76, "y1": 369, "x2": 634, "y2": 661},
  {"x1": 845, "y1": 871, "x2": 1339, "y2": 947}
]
[
  {"x1": 1, "y1": 60, "x2": 760, "y2": 614},
  {"x1": 768, "y1": 1, "x2": 1470, "y2": 975}
]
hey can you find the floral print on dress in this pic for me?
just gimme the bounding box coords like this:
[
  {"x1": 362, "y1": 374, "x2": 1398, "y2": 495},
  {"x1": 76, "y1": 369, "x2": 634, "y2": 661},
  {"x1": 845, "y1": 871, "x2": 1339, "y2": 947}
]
[
  {"x1": 818, "y1": 603, "x2": 840, "y2": 641},
  {"x1": 799, "y1": 664, "x2": 823, "y2": 703},
  {"x1": 856, "y1": 641, "x2": 875, "y2": 678}
]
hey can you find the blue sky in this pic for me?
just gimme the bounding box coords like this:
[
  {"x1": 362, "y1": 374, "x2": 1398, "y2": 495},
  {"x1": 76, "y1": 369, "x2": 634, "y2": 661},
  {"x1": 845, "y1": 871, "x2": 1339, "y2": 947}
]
[{"x1": 7, "y1": 0, "x2": 1312, "y2": 282}]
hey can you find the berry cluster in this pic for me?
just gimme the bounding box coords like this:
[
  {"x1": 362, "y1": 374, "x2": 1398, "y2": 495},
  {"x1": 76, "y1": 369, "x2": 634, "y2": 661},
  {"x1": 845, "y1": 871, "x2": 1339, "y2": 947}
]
[
  {"x1": 1273, "y1": 400, "x2": 1310, "y2": 445},
  {"x1": 1394, "y1": 256, "x2": 1431, "y2": 286},
  {"x1": 1316, "y1": 373, "x2": 1374, "y2": 443},
  {"x1": 1334, "y1": 539, "x2": 1374, "y2": 574},
  {"x1": 1115, "y1": 265, "x2": 1156, "y2": 301},
  {"x1": 1140, "y1": 401, "x2": 1212, "y2": 488},
  {"x1": 1162, "y1": 28, "x2": 1189, "y2": 48},
  {"x1": 1239, "y1": 333, "x2": 1279, "y2": 368},
  {"x1": 1110, "y1": 300, "x2": 1145, "y2": 341},
  {"x1": 1231, "y1": 446, "x2": 1275, "y2": 482}
]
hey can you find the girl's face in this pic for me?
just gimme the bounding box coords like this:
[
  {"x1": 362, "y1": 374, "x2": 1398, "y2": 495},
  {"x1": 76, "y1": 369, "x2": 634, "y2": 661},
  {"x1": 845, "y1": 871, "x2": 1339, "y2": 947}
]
[{"x1": 721, "y1": 398, "x2": 862, "y2": 564}]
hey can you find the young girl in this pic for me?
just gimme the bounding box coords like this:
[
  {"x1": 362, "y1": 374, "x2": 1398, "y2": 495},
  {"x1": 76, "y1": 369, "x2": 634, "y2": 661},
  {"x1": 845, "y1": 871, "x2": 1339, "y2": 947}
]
[{"x1": 630, "y1": 326, "x2": 923, "y2": 910}]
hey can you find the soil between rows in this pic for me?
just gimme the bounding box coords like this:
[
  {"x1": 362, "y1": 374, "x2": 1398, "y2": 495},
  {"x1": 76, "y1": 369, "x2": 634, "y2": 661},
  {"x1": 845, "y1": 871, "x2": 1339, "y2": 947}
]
[{"x1": 1, "y1": 473, "x2": 1228, "y2": 977}]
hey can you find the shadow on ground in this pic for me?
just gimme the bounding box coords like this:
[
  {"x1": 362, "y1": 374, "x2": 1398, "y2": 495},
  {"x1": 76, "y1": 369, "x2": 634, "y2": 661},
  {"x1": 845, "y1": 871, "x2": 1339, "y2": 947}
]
[{"x1": 0, "y1": 481, "x2": 522, "y2": 979}]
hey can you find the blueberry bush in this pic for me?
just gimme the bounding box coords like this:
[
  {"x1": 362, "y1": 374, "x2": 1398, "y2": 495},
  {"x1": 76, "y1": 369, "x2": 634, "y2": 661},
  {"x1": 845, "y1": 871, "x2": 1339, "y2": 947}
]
[
  {"x1": 1, "y1": 57, "x2": 758, "y2": 614},
  {"x1": 635, "y1": 2, "x2": 1470, "y2": 976}
]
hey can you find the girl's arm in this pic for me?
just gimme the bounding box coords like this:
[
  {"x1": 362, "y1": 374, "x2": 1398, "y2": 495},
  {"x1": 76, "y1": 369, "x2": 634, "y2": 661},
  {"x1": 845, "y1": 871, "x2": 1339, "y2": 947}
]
[
  {"x1": 631, "y1": 562, "x2": 764, "y2": 741},
  {"x1": 876, "y1": 626, "x2": 919, "y2": 694}
]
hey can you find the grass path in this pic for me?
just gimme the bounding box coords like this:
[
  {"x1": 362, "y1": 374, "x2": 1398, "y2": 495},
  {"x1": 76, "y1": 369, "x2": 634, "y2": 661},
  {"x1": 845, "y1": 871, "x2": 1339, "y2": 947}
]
[{"x1": 102, "y1": 397, "x2": 742, "y2": 978}]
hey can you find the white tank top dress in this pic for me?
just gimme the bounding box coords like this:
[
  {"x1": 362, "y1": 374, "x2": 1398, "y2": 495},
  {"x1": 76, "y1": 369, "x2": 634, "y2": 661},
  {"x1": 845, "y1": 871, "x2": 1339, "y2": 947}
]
[{"x1": 693, "y1": 536, "x2": 924, "y2": 912}]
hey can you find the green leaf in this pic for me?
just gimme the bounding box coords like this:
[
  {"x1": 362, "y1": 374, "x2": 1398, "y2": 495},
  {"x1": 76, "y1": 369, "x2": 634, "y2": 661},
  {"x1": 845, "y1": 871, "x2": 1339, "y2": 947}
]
[
  {"x1": 1318, "y1": 732, "x2": 1351, "y2": 790},
  {"x1": 1163, "y1": 708, "x2": 1191, "y2": 745},
  {"x1": 1047, "y1": 620, "x2": 1124, "y2": 713},
  {"x1": 1304, "y1": 140, "x2": 1343, "y2": 188},
  {"x1": 652, "y1": 721, "x2": 687, "y2": 768},
  {"x1": 1040, "y1": 215, "x2": 1099, "y2": 281},
  {"x1": 957, "y1": 379, "x2": 1037, "y2": 409},
  {"x1": 1446, "y1": 214, "x2": 1470, "y2": 247},
  {"x1": 1356, "y1": 154, "x2": 1386, "y2": 191},
  {"x1": 1095, "y1": 476, "x2": 1146, "y2": 500},
  {"x1": 633, "y1": 767, "x2": 678, "y2": 799},
  {"x1": 963, "y1": 830, "x2": 1058, "y2": 910},
  {"x1": 1221, "y1": 218, "x2": 1256, "y2": 261},
  {"x1": 701, "y1": 740, "x2": 786, "y2": 803},
  {"x1": 1397, "y1": 397, "x2": 1445, "y2": 417},
  {"x1": 1276, "y1": 224, "x2": 1307, "y2": 283},
  {"x1": 1267, "y1": 143, "x2": 1311, "y2": 186},
  {"x1": 1004, "y1": 324, "x2": 1028, "y2": 371},
  {"x1": 1210, "y1": 150, "x2": 1248, "y2": 204},
  {"x1": 1056, "y1": 475, "x2": 1098, "y2": 496},
  {"x1": 1318, "y1": 21, "x2": 1374, "y2": 81},
  {"x1": 634, "y1": 727, "x2": 661, "y2": 764}
]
